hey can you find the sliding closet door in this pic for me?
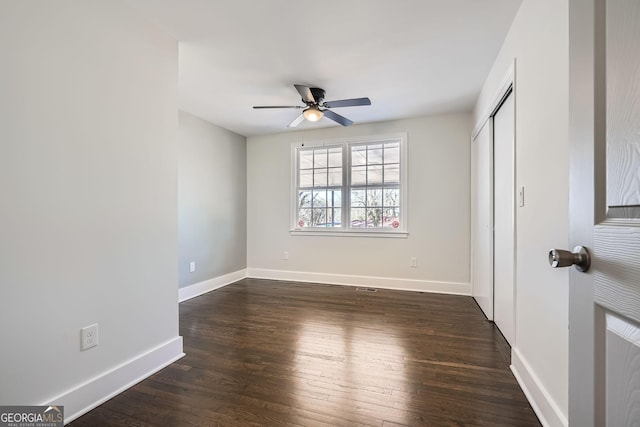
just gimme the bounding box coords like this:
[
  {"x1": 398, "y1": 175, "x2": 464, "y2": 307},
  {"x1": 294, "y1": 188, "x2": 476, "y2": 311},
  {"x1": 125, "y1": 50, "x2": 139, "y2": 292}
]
[
  {"x1": 471, "y1": 121, "x2": 493, "y2": 320},
  {"x1": 493, "y1": 91, "x2": 515, "y2": 345}
]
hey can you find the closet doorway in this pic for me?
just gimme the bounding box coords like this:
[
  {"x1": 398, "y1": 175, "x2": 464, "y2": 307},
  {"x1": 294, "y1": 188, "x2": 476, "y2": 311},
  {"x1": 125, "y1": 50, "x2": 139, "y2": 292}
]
[{"x1": 471, "y1": 78, "x2": 516, "y2": 346}]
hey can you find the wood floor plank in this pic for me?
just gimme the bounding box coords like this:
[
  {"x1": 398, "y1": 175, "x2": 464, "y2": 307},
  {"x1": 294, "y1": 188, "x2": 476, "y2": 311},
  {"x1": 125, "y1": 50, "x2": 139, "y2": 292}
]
[{"x1": 70, "y1": 279, "x2": 540, "y2": 426}]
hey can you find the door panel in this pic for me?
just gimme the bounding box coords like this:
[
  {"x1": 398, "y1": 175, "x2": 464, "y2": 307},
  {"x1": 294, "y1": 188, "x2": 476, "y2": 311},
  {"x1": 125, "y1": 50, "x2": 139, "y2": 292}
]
[
  {"x1": 605, "y1": 312, "x2": 640, "y2": 426},
  {"x1": 594, "y1": 226, "x2": 640, "y2": 324},
  {"x1": 493, "y1": 91, "x2": 515, "y2": 345},
  {"x1": 605, "y1": 0, "x2": 640, "y2": 214},
  {"x1": 472, "y1": 122, "x2": 494, "y2": 320}
]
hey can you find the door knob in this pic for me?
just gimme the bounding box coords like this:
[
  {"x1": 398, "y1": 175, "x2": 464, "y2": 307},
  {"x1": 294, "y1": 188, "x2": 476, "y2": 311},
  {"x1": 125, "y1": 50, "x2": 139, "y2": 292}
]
[{"x1": 548, "y1": 246, "x2": 591, "y2": 272}]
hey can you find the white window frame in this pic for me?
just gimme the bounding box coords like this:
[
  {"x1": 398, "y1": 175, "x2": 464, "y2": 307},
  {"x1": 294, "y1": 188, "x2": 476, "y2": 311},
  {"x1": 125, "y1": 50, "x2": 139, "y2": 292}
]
[{"x1": 290, "y1": 133, "x2": 408, "y2": 238}]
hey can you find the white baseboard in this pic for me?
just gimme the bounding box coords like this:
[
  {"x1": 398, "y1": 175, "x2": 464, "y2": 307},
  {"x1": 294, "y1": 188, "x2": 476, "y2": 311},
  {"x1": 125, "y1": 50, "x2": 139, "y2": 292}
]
[
  {"x1": 246, "y1": 268, "x2": 471, "y2": 295},
  {"x1": 44, "y1": 336, "x2": 184, "y2": 425},
  {"x1": 511, "y1": 347, "x2": 568, "y2": 427},
  {"x1": 179, "y1": 269, "x2": 247, "y2": 302}
]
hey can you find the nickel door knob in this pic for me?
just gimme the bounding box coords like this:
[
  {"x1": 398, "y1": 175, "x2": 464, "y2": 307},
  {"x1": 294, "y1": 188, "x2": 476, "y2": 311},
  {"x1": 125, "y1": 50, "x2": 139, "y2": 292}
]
[{"x1": 548, "y1": 246, "x2": 591, "y2": 272}]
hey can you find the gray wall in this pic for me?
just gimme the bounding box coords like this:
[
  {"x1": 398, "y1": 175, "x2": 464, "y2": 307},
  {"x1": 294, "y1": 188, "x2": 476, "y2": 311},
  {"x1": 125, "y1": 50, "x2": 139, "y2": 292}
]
[
  {"x1": 179, "y1": 111, "x2": 247, "y2": 288},
  {"x1": 0, "y1": 0, "x2": 180, "y2": 410}
]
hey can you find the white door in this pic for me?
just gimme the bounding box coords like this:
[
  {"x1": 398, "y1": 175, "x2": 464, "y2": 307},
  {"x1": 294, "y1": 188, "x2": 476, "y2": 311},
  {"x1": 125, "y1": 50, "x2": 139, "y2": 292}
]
[
  {"x1": 472, "y1": 121, "x2": 494, "y2": 320},
  {"x1": 493, "y1": 91, "x2": 516, "y2": 346},
  {"x1": 569, "y1": 0, "x2": 640, "y2": 425}
]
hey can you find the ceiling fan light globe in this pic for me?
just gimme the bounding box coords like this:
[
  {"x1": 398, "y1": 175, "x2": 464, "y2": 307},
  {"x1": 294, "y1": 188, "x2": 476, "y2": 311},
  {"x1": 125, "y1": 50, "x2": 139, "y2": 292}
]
[{"x1": 303, "y1": 107, "x2": 323, "y2": 122}]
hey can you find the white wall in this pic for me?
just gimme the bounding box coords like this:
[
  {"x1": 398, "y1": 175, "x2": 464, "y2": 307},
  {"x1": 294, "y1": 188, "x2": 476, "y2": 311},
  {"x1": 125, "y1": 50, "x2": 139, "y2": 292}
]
[
  {"x1": 473, "y1": 0, "x2": 569, "y2": 425},
  {"x1": 0, "y1": 1, "x2": 182, "y2": 421},
  {"x1": 247, "y1": 114, "x2": 471, "y2": 293},
  {"x1": 178, "y1": 111, "x2": 247, "y2": 292}
]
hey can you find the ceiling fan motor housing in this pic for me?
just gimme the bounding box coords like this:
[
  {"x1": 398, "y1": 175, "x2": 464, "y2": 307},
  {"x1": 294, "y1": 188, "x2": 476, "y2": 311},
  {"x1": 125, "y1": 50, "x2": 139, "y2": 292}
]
[{"x1": 309, "y1": 88, "x2": 325, "y2": 104}]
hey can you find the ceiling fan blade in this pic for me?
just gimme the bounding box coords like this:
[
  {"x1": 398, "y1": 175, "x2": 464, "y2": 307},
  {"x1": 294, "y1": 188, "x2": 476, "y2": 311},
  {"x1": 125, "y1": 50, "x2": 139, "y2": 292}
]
[
  {"x1": 294, "y1": 84, "x2": 316, "y2": 104},
  {"x1": 323, "y1": 97, "x2": 371, "y2": 108},
  {"x1": 253, "y1": 105, "x2": 302, "y2": 109},
  {"x1": 288, "y1": 113, "x2": 305, "y2": 128},
  {"x1": 323, "y1": 109, "x2": 354, "y2": 126}
]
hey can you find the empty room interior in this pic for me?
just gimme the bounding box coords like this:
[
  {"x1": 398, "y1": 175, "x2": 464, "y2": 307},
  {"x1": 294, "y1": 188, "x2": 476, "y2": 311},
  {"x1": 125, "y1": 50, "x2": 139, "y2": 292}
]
[{"x1": 3, "y1": 0, "x2": 632, "y2": 426}]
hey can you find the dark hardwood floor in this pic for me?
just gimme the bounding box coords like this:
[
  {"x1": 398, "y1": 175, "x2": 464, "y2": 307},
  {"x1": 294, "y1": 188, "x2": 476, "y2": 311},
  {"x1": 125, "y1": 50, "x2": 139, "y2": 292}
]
[{"x1": 70, "y1": 279, "x2": 540, "y2": 426}]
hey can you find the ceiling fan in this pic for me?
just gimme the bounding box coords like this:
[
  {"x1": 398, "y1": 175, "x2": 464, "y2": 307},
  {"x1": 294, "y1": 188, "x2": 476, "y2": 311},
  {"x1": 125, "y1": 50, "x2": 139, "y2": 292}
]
[{"x1": 253, "y1": 84, "x2": 371, "y2": 127}]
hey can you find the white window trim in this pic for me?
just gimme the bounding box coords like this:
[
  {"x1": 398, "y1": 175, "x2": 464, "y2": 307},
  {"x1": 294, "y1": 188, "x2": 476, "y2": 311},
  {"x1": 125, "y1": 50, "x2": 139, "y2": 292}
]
[{"x1": 290, "y1": 132, "x2": 408, "y2": 237}]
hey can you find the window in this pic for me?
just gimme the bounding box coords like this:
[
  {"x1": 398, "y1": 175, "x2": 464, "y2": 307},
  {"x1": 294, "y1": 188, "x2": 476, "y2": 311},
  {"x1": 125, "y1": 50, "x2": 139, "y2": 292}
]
[{"x1": 292, "y1": 133, "x2": 407, "y2": 236}]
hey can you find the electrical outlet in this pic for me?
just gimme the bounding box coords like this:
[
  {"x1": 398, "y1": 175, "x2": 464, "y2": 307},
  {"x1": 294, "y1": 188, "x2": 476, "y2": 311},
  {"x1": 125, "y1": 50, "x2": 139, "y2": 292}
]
[
  {"x1": 410, "y1": 257, "x2": 417, "y2": 268},
  {"x1": 189, "y1": 261, "x2": 196, "y2": 273},
  {"x1": 283, "y1": 251, "x2": 289, "y2": 260},
  {"x1": 81, "y1": 323, "x2": 98, "y2": 351}
]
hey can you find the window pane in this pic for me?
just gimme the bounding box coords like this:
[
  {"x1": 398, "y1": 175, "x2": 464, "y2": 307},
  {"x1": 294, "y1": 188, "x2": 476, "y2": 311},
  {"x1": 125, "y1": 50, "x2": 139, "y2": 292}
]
[
  {"x1": 351, "y1": 207, "x2": 366, "y2": 227},
  {"x1": 351, "y1": 165, "x2": 366, "y2": 185},
  {"x1": 351, "y1": 189, "x2": 366, "y2": 207},
  {"x1": 351, "y1": 145, "x2": 367, "y2": 166},
  {"x1": 328, "y1": 190, "x2": 342, "y2": 207},
  {"x1": 368, "y1": 144, "x2": 383, "y2": 164},
  {"x1": 384, "y1": 143, "x2": 400, "y2": 164},
  {"x1": 311, "y1": 208, "x2": 327, "y2": 226},
  {"x1": 384, "y1": 164, "x2": 400, "y2": 183},
  {"x1": 366, "y1": 208, "x2": 383, "y2": 228},
  {"x1": 367, "y1": 164, "x2": 383, "y2": 185},
  {"x1": 299, "y1": 150, "x2": 314, "y2": 169},
  {"x1": 383, "y1": 188, "x2": 399, "y2": 207},
  {"x1": 331, "y1": 208, "x2": 342, "y2": 226},
  {"x1": 298, "y1": 191, "x2": 312, "y2": 208},
  {"x1": 383, "y1": 208, "x2": 400, "y2": 229},
  {"x1": 383, "y1": 207, "x2": 399, "y2": 219},
  {"x1": 321, "y1": 208, "x2": 339, "y2": 227},
  {"x1": 367, "y1": 188, "x2": 382, "y2": 207},
  {"x1": 328, "y1": 148, "x2": 342, "y2": 167},
  {"x1": 314, "y1": 150, "x2": 327, "y2": 168},
  {"x1": 299, "y1": 169, "x2": 313, "y2": 188},
  {"x1": 312, "y1": 189, "x2": 327, "y2": 208},
  {"x1": 323, "y1": 208, "x2": 334, "y2": 227},
  {"x1": 297, "y1": 209, "x2": 311, "y2": 227},
  {"x1": 328, "y1": 167, "x2": 342, "y2": 186},
  {"x1": 314, "y1": 168, "x2": 327, "y2": 187}
]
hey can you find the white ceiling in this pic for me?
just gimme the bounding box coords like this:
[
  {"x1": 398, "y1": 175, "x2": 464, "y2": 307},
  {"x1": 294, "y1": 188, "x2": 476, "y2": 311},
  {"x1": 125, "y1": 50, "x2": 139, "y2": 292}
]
[{"x1": 122, "y1": 0, "x2": 522, "y2": 136}]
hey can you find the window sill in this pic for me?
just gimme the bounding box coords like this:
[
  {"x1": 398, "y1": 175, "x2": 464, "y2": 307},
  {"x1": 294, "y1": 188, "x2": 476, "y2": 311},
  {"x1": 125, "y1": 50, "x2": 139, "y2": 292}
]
[{"x1": 289, "y1": 229, "x2": 409, "y2": 238}]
